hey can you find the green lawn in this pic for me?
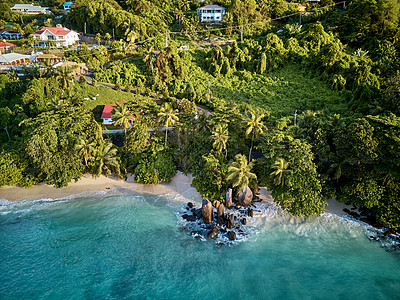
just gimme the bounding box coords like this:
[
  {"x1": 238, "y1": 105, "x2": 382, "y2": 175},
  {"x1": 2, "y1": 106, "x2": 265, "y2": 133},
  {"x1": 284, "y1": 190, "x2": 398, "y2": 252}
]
[{"x1": 82, "y1": 85, "x2": 140, "y2": 110}]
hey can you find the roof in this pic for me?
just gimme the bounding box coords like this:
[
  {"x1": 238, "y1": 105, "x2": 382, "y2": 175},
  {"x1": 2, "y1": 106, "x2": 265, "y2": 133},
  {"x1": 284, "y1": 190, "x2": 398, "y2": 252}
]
[
  {"x1": 101, "y1": 104, "x2": 117, "y2": 119},
  {"x1": 0, "y1": 29, "x2": 21, "y2": 34},
  {"x1": 0, "y1": 42, "x2": 16, "y2": 48},
  {"x1": 31, "y1": 26, "x2": 76, "y2": 36},
  {"x1": 11, "y1": 4, "x2": 47, "y2": 11},
  {"x1": 299, "y1": 5, "x2": 306, "y2": 8},
  {"x1": 0, "y1": 53, "x2": 31, "y2": 63},
  {"x1": 63, "y1": 1, "x2": 73, "y2": 5},
  {"x1": 198, "y1": 5, "x2": 225, "y2": 10}
]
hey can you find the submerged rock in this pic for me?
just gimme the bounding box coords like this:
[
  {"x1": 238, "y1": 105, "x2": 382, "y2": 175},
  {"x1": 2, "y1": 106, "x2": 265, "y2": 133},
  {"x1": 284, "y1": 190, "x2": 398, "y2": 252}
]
[
  {"x1": 248, "y1": 209, "x2": 254, "y2": 217},
  {"x1": 187, "y1": 202, "x2": 194, "y2": 208},
  {"x1": 226, "y1": 189, "x2": 233, "y2": 209},
  {"x1": 207, "y1": 227, "x2": 219, "y2": 239},
  {"x1": 242, "y1": 218, "x2": 247, "y2": 225},
  {"x1": 194, "y1": 208, "x2": 203, "y2": 219},
  {"x1": 227, "y1": 231, "x2": 237, "y2": 241},
  {"x1": 238, "y1": 185, "x2": 253, "y2": 207},
  {"x1": 202, "y1": 198, "x2": 213, "y2": 224}
]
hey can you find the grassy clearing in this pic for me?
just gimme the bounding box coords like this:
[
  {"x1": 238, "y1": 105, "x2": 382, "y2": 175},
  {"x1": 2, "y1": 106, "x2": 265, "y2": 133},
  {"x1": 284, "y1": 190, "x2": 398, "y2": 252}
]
[{"x1": 82, "y1": 85, "x2": 140, "y2": 110}]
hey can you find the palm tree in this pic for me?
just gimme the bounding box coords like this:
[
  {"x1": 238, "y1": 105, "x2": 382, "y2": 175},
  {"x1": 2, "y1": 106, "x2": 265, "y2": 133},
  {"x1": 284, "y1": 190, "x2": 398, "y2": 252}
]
[
  {"x1": 226, "y1": 154, "x2": 257, "y2": 192},
  {"x1": 54, "y1": 66, "x2": 75, "y2": 90},
  {"x1": 245, "y1": 110, "x2": 266, "y2": 162},
  {"x1": 90, "y1": 142, "x2": 120, "y2": 177},
  {"x1": 75, "y1": 137, "x2": 96, "y2": 167},
  {"x1": 112, "y1": 104, "x2": 135, "y2": 136},
  {"x1": 211, "y1": 123, "x2": 229, "y2": 158},
  {"x1": 158, "y1": 102, "x2": 179, "y2": 147},
  {"x1": 269, "y1": 158, "x2": 293, "y2": 186}
]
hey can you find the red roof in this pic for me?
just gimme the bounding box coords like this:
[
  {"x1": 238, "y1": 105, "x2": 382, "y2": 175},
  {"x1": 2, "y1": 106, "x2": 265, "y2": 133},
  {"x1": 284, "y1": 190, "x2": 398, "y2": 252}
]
[
  {"x1": 0, "y1": 42, "x2": 16, "y2": 48},
  {"x1": 101, "y1": 104, "x2": 116, "y2": 119},
  {"x1": 31, "y1": 26, "x2": 74, "y2": 36}
]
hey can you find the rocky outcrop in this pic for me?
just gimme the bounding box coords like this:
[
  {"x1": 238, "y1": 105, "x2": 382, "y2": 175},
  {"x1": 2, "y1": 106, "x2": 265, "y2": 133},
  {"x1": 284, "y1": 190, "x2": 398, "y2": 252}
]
[
  {"x1": 248, "y1": 209, "x2": 254, "y2": 217},
  {"x1": 202, "y1": 198, "x2": 213, "y2": 224},
  {"x1": 227, "y1": 214, "x2": 235, "y2": 229},
  {"x1": 226, "y1": 188, "x2": 233, "y2": 209},
  {"x1": 213, "y1": 200, "x2": 221, "y2": 210},
  {"x1": 227, "y1": 231, "x2": 237, "y2": 240},
  {"x1": 238, "y1": 185, "x2": 253, "y2": 207},
  {"x1": 217, "y1": 203, "x2": 225, "y2": 226},
  {"x1": 208, "y1": 226, "x2": 219, "y2": 239}
]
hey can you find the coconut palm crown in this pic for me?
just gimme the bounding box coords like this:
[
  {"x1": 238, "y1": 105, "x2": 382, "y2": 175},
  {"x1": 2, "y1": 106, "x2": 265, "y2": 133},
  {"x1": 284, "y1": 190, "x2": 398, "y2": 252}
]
[{"x1": 226, "y1": 154, "x2": 257, "y2": 191}]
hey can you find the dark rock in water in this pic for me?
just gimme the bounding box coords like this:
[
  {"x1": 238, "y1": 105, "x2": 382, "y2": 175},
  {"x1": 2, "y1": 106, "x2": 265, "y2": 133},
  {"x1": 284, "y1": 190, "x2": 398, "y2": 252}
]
[
  {"x1": 208, "y1": 227, "x2": 219, "y2": 239},
  {"x1": 191, "y1": 208, "x2": 196, "y2": 213},
  {"x1": 202, "y1": 198, "x2": 213, "y2": 224},
  {"x1": 227, "y1": 231, "x2": 237, "y2": 240},
  {"x1": 188, "y1": 202, "x2": 194, "y2": 208},
  {"x1": 182, "y1": 214, "x2": 189, "y2": 220},
  {"x1": 186, "y1": 215, "x2": 197, "y2": 222},
  {"x1": 227, "y1": 214, "x2": 235, "y2": 229},
  {"x1": 242, "y1": 218, "x2": 247, "y2": 225},
  {"x1": 194, "y1": 208, "x2": 203, "y2": 219},
  {"x1": 235, "y1": 205, "x2": 242, "y2": 210},
  {"x1": 226, "y1": 188, "x2": 233, "y2": 209},
  {"x1": 217, "y1": 216, "x2": 225, "y2": 226},
  {"x1": 343, "y1": 208, "x2": 351, "y2": 214},
  {"x1": 238, "y1": 185, "x2": 253, "y2": 207},
  {"x1": 213, "y1": 200, "x2": 221, "y2": 210},
  {"x1": 248, "y1": 209, "x2": 254, "y2": 217}
]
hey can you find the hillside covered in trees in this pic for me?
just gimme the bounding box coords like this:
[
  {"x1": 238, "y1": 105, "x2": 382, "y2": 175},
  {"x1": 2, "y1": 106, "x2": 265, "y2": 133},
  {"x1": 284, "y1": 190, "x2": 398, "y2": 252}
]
[{"x1": 0, "y1": 0, "x2": 399, "y2": 229}]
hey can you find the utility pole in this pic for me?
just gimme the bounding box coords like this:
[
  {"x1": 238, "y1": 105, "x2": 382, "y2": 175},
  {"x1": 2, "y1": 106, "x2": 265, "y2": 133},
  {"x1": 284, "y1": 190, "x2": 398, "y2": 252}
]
[
  {"x1": 3, "y1": 127, "x2": 10, "y2": 140},
  {"x1": 112, "y1": 28, "x2": 115, "y2": 40},
  {"x1": 240, "y1": 25, "x2": 243, "y2": 42},
  {"x1": 294, "y1": 110, "x2": 298, "y2": 126},
  {"x1": 165, "y1": 32, "x2": 168, "y2": 48},
  {"x1": 84, "y1": 22, "x2": 87, "y2": 35}
]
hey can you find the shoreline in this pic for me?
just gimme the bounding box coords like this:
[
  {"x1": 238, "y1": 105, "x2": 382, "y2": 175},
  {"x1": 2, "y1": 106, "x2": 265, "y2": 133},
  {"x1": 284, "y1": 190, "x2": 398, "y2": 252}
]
[{"x1": 0, "y1": 172, "x2": 352, "y2": 215}]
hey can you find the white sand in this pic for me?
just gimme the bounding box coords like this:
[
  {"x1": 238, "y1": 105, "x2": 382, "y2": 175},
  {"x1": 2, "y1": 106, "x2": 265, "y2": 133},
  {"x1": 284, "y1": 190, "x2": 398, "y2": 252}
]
[{"x1": 0, "y1": 173, "x2": 351, "y2": 215}]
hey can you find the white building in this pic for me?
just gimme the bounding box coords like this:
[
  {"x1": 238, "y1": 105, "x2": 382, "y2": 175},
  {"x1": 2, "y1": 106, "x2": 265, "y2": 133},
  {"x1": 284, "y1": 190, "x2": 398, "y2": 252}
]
[
  {"x1": 0, "y1": 29, "x2": 23, "y2": 40},
  {"x1": 197, "y1": 4, "x2": 226, "y2": 22},
  {"x1": 11, "y1": 4, "x2": 50, "y2": 14},
  {"x1": 30, "y1": 25, "x2": 79, "y2": 47},
  {"x1": 63, "y1": 1, "x2": 73, "y2": 11}
]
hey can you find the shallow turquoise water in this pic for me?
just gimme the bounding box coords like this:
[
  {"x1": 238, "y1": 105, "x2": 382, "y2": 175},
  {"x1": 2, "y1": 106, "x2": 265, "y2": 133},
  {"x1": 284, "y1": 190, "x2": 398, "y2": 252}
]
[{"x1": 1, "y1": 193, "x2": 399, "y2": 299}]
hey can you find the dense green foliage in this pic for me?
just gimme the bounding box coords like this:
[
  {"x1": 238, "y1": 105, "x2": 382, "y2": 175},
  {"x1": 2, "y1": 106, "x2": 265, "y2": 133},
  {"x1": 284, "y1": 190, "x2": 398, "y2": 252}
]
[{"x1": 1, "y1": 0, "x2": 400, "y2": 229}]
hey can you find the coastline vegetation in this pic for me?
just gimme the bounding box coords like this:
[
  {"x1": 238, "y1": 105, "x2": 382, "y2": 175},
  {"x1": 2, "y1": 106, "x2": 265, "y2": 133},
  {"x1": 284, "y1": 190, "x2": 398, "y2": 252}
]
[{"x1": 0, "y1": 0, "x2": 399, "y2": 229}]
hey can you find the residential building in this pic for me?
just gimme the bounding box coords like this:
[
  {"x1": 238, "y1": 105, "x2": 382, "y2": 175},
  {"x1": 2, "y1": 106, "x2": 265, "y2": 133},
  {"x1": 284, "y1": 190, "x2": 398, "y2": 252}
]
[
  {"x1": 63, "y1": 1, "x2": 73, "y2": 11},
  {"x1": 197, "y1": 5, "x2": 226, "y2": 22},
  {"x1": 101, "y1": 104, "x2": 117, "y2": 125},
  {"x1": 11, "y1": 4, "x2": 50, "y2": 14},
  {"x1": 0, "y1": 29, "x2": 23, "y2": 40},
  {"x1": 31, "y1": 25, "x2": 79, "y2": 47},
  {"x1": 0, "y1": 41, "x2": 16, "y2": 54}
]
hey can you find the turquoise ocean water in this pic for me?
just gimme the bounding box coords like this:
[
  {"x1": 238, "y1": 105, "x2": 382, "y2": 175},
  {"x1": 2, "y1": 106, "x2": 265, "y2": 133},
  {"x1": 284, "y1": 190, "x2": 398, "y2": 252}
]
[{"x1": 1, "y1": 191, "x2": 399, "y2": 299}]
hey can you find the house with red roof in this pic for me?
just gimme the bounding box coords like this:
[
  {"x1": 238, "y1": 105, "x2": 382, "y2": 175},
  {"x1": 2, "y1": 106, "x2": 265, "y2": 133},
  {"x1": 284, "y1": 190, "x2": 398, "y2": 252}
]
[
  {"x1": 30, "y1": 24, "x2": 79, "y2": 47},
  {"x1": 197, "y1": 4, "x2": 226, "y2": 22},
  {"x1": 0, "y1": 41, "x2": 16, "y2": 54},
  {"x1": 101, "y1": 104, "x2": 117, "y2": 125}
]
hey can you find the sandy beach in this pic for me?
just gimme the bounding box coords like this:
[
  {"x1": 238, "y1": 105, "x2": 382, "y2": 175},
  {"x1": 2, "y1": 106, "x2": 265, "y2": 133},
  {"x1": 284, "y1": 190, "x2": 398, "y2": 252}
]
[{"x1": 0, "y1": 172, "x2": 351, "y2": 215}]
